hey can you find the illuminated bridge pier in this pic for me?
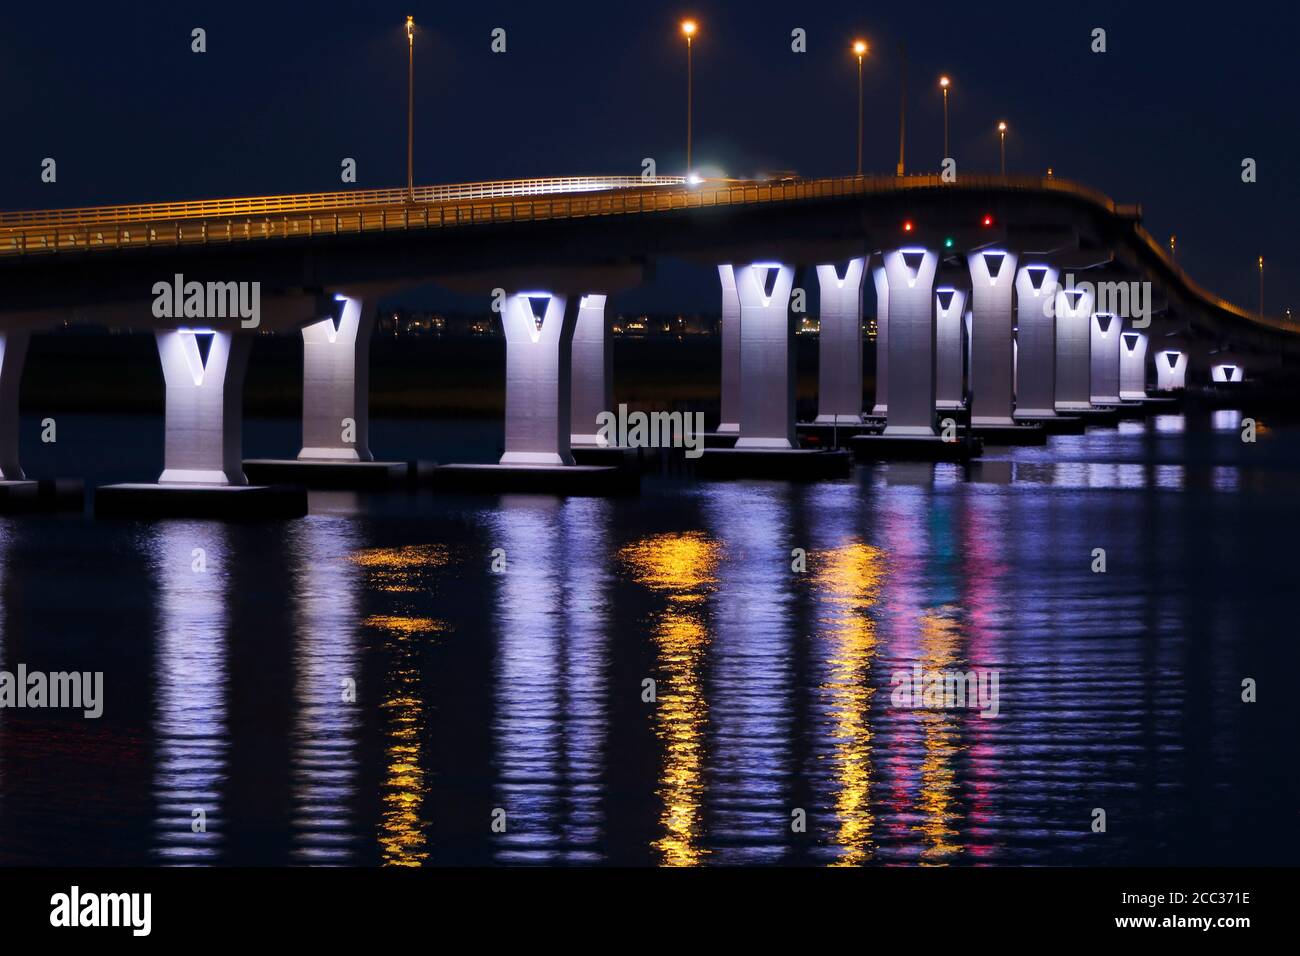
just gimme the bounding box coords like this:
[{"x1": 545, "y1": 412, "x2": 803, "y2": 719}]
[
  {"x1": 97, "y1": 328, "x2": 306, "y2": 519},
  {"x1": 432, "y1": 289, "x2": 637, "y2": 495},
  {"x1": 700, "y1": 260, "x2": 850, "y2": 478},
  {"x1": 244, "y1": 292, "x2": 422, "y2": 489}
]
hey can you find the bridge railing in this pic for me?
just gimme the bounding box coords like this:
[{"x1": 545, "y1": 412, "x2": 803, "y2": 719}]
[
  {"x1": 0, "y1": 176, "x2": 687, "y2": 228},
  {"x1": 0, "y1": 172, "x2": 1286, "y2": 334}
]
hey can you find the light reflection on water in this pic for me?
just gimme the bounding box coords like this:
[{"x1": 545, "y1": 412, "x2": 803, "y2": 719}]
[{"x1": 0, "y1": 408, "x2": 1295, "y2": 865}]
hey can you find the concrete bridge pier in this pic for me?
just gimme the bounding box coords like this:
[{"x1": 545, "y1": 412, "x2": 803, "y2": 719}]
[
  {"x1": 242, "y1": 293, "x2": 416, "y2": 490},
  {"x1": 1054, "y1": 286, "x2": 1094, "y2": 411},
  {"x1": 935, "y1": 287, "x2": 967, "y2": 412},
  {"x1": 1012, "y1": 264, "x2": 1060, "y2": 419},
  {"x1": 967, "y1": 249, "x2": 1042, "y2": 442},
  {"x1": 432, "y1": 289, "x2": 634, "y2": 493},
  {"x1": 717, "y1": 265, "x2": 742, "y2": 434},
  {"x1": 733, "y1": 263, "x2": 797, "y2": 449},
  {"x1": 1119, "y1": 329, "x2": 1150, "y2": 400},
  {"x1": 97, "y1": 329, "x2": 305, "y2": 518},
  {"x1": 1089, "y1": 312, "x2": 1123, "y2": 405},
  {"x1": 298, "y1": 295, "x2": 374, "y2": 462},
  {"x1": 870, "y1": 263, "x2": 889, "y2": 417},
  {"x1": 0, "y1": 331, "x2": 30, "y2": 482},
  {"x1": 1155, "y1": 348, "x2": 1189, "y2": 391},
  {"x1": 813, "y1": 258, "x2": 866, "y2": 425},
  {"x1": 570, "y1": 294, "x2": 611, "y2": 447},
  {"x1": 878, "y1": 249, "x2": 939, "y2": 436},
  {"x1": 698, "y1": 261, "x2": 851, "y2": 477},
  {"x1": 1211, "y1": 359, "x2": 1246, "y2": 383}
]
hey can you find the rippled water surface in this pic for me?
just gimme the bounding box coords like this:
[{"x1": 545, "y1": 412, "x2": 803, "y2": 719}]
[{"x1": 0, "y1": 410, "x2": 1296, "y2": 865}]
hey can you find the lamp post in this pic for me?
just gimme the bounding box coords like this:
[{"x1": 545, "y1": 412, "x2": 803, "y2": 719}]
[
  {"x1": 997, "y1": 121, "x2": 1007, "y2": 175},
  {"x1": 939, "y1": 75, "x2": 950, "y2": 160},
  {"x1": 854, "y1": 41, "x2": 868, "y2": 175},
  {"x1": 681, "y1": 20, "x2": 697, "y2": 178},
  {"x1": 1259, "y1": 256, "x2": 1265, "y2": 318},
  {"x1": 406, "y1": 16, "x2": 415, "y2": 201},
  {"x1": 1170, "y1": 234, "x2": 1177, "y2": 264},
  {"x1": 896, "y1": 43, "x2": 907, "y2": 176}
]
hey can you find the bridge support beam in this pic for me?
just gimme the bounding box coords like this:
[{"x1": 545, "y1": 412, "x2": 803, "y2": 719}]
[
  {"x1": 1089, "y1": 312, "x2": 1122, "y2": 405},
  {"x1": 157, "y1": 329, "x2": 251, "y2": 485},
  {"x1": 717, "y1": 266, "x2": 742, "y2": 433},
  {"x1": 1054, "y1": 287, "x2": 1093, "y2": 410},
  {"x1": 570, "y1": 294, "x2": 611, "y2": 446},
  {"x1": 1155, "y1": 349, "x2": 1188, "y2": 391},
  {"x1": 967, "y1": 249, "x2": 1019, "y2": 426},
  {"x1": 814, "y1": 258, "x2": 866, "y2": 424},
  {"x1": 299, "y1": 295, "x2": 374, "y2": 461},
  {"x1": 734, "y1": 262, "x2": 796, "y2": 448},
  {"x1": 877, "y1": 249, "x2": 938, "y2": 435},
  {"x1": 0, "y1": 332, "x2": 30, "y2": 481},
  {"x1": 935, "y1": 287, "x2": 967, "y2": 410},
  {"x1": 1119, "y1": 329, "x2": 1149, "y2": 400},
  {"x1": 1013, "y1": 264, "x2": 1060, "y2": 418},
  {"x1": 500, "y1": 291, "x2": 580, "y2": 466}
]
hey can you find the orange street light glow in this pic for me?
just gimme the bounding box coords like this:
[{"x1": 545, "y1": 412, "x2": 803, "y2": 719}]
[
  {"x1": 681, "y1": 20, "x2": 697, "y2": 38},
  {"x1": 853, "y1": 40, "x2": 867, "y2": 56}
]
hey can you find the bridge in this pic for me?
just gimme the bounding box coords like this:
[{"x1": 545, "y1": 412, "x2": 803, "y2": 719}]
[{"x1": 0, "y1": 173, "x2": 1291, "y2": 514}]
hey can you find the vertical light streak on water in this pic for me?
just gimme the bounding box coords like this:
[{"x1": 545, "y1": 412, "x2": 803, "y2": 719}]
[
  {"x1": 288, "y1": 516, "x2": 362, "y2": 864},
  {"x1": 619, "y1": 528, "x2": 720, "y2": 866},
  {"x1": 489, "y1": 497, "x2": 565, "y2": 863},
  {"x1": 351, "y1": 542, "x2": 450, "y2": 867},
  {"x1": 809, "y1": 524, "x2": 886, "y2": 865},
  {"x1": 702, "y1": 484, "x2": 797, "y2": 864},
  {"x1": 149, "y1": 521, "x2": 230, "y2": 864},
  {"x1": 555, "y1": 496, "x2": 612, "y2": 863}
]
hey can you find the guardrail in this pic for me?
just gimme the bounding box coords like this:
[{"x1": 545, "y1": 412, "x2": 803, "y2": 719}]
[
  {"x1": 0, "y1": 173, "x2": 1287, "y2": 335},
  {"x1": 0, "y1": 176, "x2": 688, "y2": 228}
]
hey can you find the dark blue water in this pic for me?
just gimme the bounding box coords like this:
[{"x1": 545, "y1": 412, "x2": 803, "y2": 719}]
[{"x1": 0, "y1": 410, "x2": 1296, "y2": 865}]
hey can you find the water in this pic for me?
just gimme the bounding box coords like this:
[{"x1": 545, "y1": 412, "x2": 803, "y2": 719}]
[{"x1": 0, "y1": 410, "x2": 1296, "y2": 866}]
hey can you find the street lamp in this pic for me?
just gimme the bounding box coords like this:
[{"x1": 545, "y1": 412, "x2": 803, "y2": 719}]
[
  {"x1": 681, "y1": 19, "x2": 697, "y2": 178},
  {"x1": 938, "y1": 75, "x2": 950, "y2": 160},
  {"x1": 854, "y1": 41, "x2": 868, "y2": 175},
  {"x1": 406, "y1": 16, "x2": 415, "y2": 201},
  {"x1": 1170, "y1": 234, "x2": 1177, "y2": 263},
  {"x1": 997, "y1": 121, "x2": 1007, "y2": 175}
]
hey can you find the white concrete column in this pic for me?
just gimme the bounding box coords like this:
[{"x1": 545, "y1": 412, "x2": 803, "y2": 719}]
[
  {"x1": 569, "y1": 294, "x2": 611, "y2": 446},
  {"x1": 878, "y1": 248, "x2": 939, "y2": 435},
  {"x1": 717, "y1": 265, "x2": 742, "y2": 433},
  {"x1": 299, "y1": 295, "x2": 374, "y2": 461},
  {"x1": 1119, "y1": 330, "x2": 1149, "y2": 400},
  {"x1": 1013, "y1": 264, "x2": 1060, "y2": 417},
  {"x1": 935, "y1": 288, "x2": 967, "y2": 410},
  {"x1": 1211, "y1": 362, "x2": 1245, "y2": 383},
  {"x1": 1089, "y1": 312, "x2": 1122, "y2": 404},
  {"x1": 870, "y1": 264, "x2": 888, "y2": 415},
  {"x1": 814, "y1": 258, "x2": 866, "y2": 424},
  {"x1": 1054, "y1": 286, "x2": 1093, "y2": 410},
  {"x1": 500, "y1": 292, "x2": 580, "y2": 466},
  {"x1": 0, "y1": 332, "x2": 30, "y2": 481},
  {"x1": 156, "y1": 330, "x2": 251, "y2": 485},
  {"x1": 966, "y1": 249, "x2": 1019, "y2": 426},
  {"x1": 734, "y1": 262, "x2": 796, "y2": 448},
  {"x1": 1155, "y1": 350, "x2": 1188, "y2": 391}
]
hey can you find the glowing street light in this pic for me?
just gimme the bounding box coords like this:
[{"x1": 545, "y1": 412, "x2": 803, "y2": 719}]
[
  {"x1": 997, "y1": 120, "x2": 1008, "y2": 175},
  {"x1": 405, "y1": 16, "x2": 415, "y2": 201},
  {"x1": 1170, "y1": 234, "x2": 1177, "y2": 264},
  {"x1": 681, "y1": 19, "x2": 697, "y2": 178},
  {"x1": 854, "y1": 40, "x2": 869, "y2": 176},
  {"x1": 938, "y1": 75, "x2": 950, "y2": 161}
]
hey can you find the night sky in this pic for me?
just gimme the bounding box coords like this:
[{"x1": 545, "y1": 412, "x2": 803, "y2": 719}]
[{"x1": 2, "y1": 0, "x2": 1295, "y2": 316}]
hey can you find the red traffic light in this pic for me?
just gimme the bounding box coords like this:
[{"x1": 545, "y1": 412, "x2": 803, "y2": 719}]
[
  {"x1": 903, "y1": 220, "x2": 914, "y2": 232},
  {"x1": 982, "y1": 214, "x2": 994, "y2": 227}
]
